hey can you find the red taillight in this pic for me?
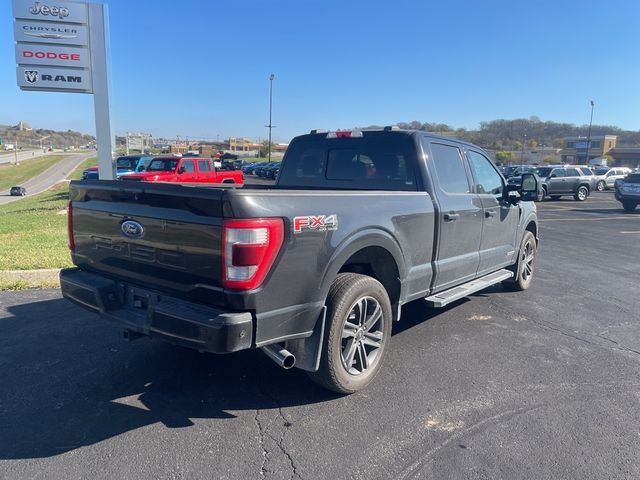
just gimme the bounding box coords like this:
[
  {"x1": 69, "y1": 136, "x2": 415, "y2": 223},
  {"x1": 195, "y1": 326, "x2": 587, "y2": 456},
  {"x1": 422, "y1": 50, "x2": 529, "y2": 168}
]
[
  {"x1": 222, "y1": 218, "x2": 284, "y2": 290},
  {"x1": 67, "y1": 201, "x2": 75, "y2": 251}
]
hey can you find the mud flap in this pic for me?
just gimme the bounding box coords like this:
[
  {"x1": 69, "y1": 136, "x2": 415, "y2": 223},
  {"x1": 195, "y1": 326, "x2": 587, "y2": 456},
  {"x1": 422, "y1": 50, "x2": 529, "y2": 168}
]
[{"x1": 285, "y1": 306, "x2": 326, "y2": 372}]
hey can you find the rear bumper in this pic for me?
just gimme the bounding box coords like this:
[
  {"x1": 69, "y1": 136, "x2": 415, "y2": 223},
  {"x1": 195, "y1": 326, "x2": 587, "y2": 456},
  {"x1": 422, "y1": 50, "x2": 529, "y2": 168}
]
[
  {"x1": 615, "y1": 190, "x2": 640, "y2": 202},
  {"x1": 60, "y1": 268, "x2": 253, "y2": 353}
]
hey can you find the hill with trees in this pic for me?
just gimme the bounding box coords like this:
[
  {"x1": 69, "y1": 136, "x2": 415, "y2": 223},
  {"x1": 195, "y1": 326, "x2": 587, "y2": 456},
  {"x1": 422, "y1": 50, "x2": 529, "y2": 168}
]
[
  {"x1": 364, "y1": 117, "x2": 640, "y2": 151},
  {"x1": 0, "y1": 125, "x2": 94, "y2": 150}
]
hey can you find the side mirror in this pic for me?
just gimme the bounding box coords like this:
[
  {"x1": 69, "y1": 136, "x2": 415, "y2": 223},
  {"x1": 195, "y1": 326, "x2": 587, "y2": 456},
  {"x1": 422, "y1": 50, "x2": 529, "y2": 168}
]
[
  {"x1": 178, "y1": 166, "x2": 185, "y2": 174},
  {"x1": 520, "y1": 173, "x2": 538, "y2": 202}
]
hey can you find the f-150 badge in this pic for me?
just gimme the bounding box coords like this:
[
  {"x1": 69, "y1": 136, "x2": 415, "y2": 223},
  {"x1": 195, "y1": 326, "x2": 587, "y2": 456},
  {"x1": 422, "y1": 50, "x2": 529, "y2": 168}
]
[{"x1": 293, "y1": 214, "x2": 338, "y2": 234}]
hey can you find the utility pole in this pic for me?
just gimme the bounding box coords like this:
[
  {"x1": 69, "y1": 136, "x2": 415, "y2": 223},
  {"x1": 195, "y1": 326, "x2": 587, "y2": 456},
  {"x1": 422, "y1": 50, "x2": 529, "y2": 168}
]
[
  {"x1": 585, "y1": 100, "x2": 595, "y2": 165},
  {"x1": 266, "y1": 73, "x2": 275, "y2": 162},
  {"x1": 14, "y1": 135, "x2": 19, "y2": 165}
]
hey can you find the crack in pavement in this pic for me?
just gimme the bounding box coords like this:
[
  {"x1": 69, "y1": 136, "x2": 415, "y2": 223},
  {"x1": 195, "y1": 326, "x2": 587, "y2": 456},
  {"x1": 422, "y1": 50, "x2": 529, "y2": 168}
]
[
  {"x1": 485, "y1": 297, "x2": 640, "y2": 358},
  {"x1": 254, "y1": 408, "x2": 303, "y2": 480}
]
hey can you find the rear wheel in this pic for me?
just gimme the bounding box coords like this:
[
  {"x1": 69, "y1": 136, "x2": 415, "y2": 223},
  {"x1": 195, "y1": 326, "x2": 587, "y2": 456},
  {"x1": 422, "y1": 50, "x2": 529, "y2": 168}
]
[
  {"x1": 596, "y1": 181, "x2": 606, "y2": 191},
  {"x1": 503, "y1": 231, "x2": 537, "y2": 291},
  {"x1": 574, "y1": 186, "x2": 588, "y2": 201},
  {"x1": 308, "y1": 273, "x2": 392, "y2": 394},
  {"x1": 622, "y1": 201, "x2": 638, "y2": 212}
]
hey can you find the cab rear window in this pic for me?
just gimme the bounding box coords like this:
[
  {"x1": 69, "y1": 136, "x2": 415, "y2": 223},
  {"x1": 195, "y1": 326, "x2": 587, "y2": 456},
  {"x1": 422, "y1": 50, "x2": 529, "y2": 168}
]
[{"x1": 278, "y1": 133, "x2": 418, "y2": 190}]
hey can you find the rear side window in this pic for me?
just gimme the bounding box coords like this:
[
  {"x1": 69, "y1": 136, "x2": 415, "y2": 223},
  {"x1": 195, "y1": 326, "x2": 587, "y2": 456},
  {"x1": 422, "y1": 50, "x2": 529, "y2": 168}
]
[
  {"x1": 198, "y1": 159, "x2": 211, "y2": 172},
  {"x1": 278, "y1": 134, "x2": 418, "y2": 190},
  {"x1": 429, "y1": 143, "x2": 470, "y2": 194},
  {"x1": 182, "y1": 160, "x2": 195, "y2": 173}
]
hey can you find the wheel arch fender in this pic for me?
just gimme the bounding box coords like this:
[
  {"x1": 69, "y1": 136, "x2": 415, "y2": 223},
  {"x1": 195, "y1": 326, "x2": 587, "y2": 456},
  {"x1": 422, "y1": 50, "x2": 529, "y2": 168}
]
[{"x1": 318, "y1": 228, "x2": 407, "y2": 316}]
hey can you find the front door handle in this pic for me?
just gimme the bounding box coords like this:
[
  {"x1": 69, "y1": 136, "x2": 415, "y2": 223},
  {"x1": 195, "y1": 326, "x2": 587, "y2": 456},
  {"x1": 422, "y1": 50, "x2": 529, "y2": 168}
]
[
  {"x1": 443, "y1": 212, "x2": 459, "y2": 222},
  {"x1": 485, "y1": 210, "x2": 496, "y2": 218}
]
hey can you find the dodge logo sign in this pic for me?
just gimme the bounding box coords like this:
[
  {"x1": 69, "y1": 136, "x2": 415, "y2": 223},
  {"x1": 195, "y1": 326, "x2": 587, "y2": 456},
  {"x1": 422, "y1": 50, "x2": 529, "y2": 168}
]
[
  {"x1": 121, "y1": 220, "x2": 145, "y2": 239},
  {"x1": 24, "y1": 70, "x2": 38, "y2": 84}
]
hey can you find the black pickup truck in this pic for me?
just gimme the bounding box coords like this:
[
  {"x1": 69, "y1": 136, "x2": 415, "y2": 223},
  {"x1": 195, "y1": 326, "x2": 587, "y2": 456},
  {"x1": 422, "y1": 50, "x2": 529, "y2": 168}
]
[{"x1": 61, "y1": 128, "x2": 540, "y2": 393}]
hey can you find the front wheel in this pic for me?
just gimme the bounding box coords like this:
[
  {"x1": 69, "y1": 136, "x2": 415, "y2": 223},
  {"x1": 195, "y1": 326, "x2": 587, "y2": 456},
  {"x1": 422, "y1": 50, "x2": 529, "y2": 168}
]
[
  {"x1": 308, "y1": 273, "x2": 392, "y2": 394},
  {"x1": 596, "y1": 181, "x2": 606, "y2": 191},
  {"x1": 622, "y1": 201, "x2": 638, "y2": 212},
  {"x1": 574, "y1": 186, "x2": 588, "y2": 201},
  {"x1": 503, "y1": 231, "x2": 537, "y2": 291}
]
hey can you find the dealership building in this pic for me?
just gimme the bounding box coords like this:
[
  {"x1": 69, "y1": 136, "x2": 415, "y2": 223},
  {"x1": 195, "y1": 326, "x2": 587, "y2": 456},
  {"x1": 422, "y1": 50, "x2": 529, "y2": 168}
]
[{"x1": 559, "y1": 135, "x2": 617, "y2": 164}]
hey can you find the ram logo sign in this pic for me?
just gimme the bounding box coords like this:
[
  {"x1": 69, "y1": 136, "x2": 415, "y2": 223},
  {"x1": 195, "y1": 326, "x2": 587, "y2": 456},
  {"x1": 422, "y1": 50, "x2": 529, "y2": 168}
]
[
  {"x1": 293, "y1": 214, "x2": 338, "y2": 234},
  {"x1": 23, "y1": 70, "x2": 38, "y2": 83}
]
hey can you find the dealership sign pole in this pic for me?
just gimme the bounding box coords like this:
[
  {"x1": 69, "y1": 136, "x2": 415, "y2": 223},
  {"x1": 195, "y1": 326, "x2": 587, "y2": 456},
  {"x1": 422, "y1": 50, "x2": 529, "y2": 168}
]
[{"x1": 12, "y1": 0, "x2": 115, "y2": 179}]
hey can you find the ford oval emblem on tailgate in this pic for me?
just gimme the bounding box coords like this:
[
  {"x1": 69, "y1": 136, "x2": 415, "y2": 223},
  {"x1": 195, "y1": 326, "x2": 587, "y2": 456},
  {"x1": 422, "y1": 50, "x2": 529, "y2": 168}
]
[{"x1": 121, "y1": 220, "x2": 144, "y2": 239}]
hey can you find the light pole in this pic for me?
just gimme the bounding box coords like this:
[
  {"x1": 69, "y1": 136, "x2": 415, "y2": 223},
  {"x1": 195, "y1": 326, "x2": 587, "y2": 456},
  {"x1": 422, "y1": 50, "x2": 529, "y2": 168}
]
[
  {"x1": 266, "y1": 73, "x2": 275, "y2": 162},
  {"x1": 584, "y1": 100, "x2": 595, "y2": 165},
  {"x1": 520, "y1": 133, "x2": 527, "y2": 168}
]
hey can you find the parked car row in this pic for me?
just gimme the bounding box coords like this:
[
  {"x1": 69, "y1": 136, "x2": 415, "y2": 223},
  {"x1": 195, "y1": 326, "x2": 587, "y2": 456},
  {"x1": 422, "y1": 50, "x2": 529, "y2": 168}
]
[
  {"x1": 242, "y1": 161, "x2": 281, "y2": 179},
  {"x1": 82, "y1": 155, "x2": 244, "y2": 185},
  {"x1": 504, "y1": 164, "x2": 634, "y2": 202}
]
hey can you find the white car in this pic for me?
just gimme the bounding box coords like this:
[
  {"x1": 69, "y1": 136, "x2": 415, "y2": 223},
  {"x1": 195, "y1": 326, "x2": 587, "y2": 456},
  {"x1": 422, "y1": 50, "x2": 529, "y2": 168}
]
[{"x1": 603, "y1": 167, "x2": 632, "y2": 189}]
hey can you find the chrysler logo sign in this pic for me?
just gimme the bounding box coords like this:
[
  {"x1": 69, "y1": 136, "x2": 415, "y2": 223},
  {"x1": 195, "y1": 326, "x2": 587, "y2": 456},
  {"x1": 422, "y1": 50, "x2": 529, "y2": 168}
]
[
  {"x1": 29, "y1": 2, "x2": 70, "y2": 20},
  {"x1": 24, "y1": 30, "x2": 78, "y2": 40},
  {"x1": 24, "y1": 70, "x2": 38, "y2": 84},
  {"x1": 121, "y1": 220, "x2": 145, "y2": 239}
]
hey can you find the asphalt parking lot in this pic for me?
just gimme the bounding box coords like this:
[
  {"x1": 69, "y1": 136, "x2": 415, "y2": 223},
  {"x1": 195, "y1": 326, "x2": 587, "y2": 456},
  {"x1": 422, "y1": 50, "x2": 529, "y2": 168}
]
[{"x1": 0, "y1": 191, "x2": 638, "y2": 479}]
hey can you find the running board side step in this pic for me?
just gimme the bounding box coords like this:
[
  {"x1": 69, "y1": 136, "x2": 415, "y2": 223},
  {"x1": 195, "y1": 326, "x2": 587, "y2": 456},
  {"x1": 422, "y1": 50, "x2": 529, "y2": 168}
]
[{"x1": 425, "y1": 269, "x2": 514, "y2": 308}]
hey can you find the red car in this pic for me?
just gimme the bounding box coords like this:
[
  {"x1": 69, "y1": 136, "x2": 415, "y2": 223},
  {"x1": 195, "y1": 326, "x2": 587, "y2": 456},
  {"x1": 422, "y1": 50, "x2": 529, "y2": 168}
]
[{"x1": 121, "y1": 157, "x2": 243, "y2": 184}]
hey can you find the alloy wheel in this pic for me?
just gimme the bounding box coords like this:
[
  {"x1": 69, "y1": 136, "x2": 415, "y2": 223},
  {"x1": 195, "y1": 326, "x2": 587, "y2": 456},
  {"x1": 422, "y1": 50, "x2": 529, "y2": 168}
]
[{"x1": 340, "y1": 296, "x2": 385, "y2": 376}]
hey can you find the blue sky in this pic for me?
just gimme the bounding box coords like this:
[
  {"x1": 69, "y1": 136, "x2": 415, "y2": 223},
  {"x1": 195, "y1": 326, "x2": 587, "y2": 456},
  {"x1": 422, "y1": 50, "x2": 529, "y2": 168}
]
[{"x1": 2, "y1": 0, "x2": 639, "y2": 143}]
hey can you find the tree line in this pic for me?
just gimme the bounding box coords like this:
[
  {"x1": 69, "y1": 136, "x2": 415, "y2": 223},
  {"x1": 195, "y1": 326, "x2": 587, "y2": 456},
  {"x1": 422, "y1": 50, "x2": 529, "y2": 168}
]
[{"x1": 364, "y1": 117, "x2": 640, "y2": 150}]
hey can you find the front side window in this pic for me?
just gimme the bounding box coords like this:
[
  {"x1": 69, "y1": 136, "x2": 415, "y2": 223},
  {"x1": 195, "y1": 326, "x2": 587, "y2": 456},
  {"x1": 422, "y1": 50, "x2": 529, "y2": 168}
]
[
  {"x1": 467, "y1": 150, "x2": 503, "y2": 196},
  {"x1": 566, "y1": 168, "x2": 580, "y2": 177},
  {"x1": 429, "y1": 143, "x2": 470, "y2": 194},
  {"x1": 551, "y1": 168, "x2": 565, "y2": 178}
]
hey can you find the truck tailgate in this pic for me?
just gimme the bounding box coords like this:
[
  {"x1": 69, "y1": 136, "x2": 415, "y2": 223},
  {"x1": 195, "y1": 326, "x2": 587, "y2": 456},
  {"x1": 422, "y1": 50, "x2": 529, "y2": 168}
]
[{"x1": 69, "y1": 180, "x2": 226, "y2": 306}]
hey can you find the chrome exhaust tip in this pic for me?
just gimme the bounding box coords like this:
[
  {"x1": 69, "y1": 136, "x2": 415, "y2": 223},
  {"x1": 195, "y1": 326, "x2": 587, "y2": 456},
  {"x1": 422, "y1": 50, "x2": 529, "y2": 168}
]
[{"x1": 262, "y1": 344, "x2": 296, "y2": 369}]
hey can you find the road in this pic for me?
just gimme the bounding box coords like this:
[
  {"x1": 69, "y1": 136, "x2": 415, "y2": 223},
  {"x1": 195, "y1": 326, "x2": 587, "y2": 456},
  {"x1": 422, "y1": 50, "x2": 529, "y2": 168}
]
[
  {"x1": 0, "y1": 192, "x2": 638, "y2": 479},
  {"x1": 0, "y1": 149, "x2": 49, "y2": 165},
  {"x1": 0, "y1": 152, "x2": 93, "y2": 205}
]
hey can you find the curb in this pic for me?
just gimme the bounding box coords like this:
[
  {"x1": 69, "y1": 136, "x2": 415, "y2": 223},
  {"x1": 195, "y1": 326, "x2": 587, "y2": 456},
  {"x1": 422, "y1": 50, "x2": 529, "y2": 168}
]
[{"x1": 0, "y1": 268, "x2": 61, "y2": 289}]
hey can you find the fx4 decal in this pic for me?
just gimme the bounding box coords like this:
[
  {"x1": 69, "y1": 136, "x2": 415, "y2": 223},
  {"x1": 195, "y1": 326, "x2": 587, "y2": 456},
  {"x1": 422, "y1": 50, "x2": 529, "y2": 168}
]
[{"x1": 293, "y1": 215, "x2": 338, "y2": 234}]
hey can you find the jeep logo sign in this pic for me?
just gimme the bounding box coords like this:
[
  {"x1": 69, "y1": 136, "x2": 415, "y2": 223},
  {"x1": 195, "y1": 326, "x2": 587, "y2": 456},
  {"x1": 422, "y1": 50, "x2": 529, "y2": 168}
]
[
  {"x1": 12, "y1": 0, "x2": 88, "y2": 24},
  {"x1": 29, "y1": 2, "x2": 69, "y2": 19}
]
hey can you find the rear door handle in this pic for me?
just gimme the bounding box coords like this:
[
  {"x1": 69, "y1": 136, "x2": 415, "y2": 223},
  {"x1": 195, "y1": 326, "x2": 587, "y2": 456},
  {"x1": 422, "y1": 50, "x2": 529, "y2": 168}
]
[
  {"x1": 485, "y1": 210, "x2": 496, "y2": 218},
  {"x1": 443, "y1": 212, "x2": 459, "y2": 222}
]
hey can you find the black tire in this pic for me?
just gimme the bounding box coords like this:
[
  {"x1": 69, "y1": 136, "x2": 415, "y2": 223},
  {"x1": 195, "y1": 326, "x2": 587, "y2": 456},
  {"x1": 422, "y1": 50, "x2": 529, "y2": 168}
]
[
  {"x1": 574, "y1": 186, "x2": 589, "y2": 201},
  {"x1": 503, "y1": 230, "x2": 537, "y2": 291},
  {"x1": 307, "y1": 273, "x2": 392, "y2": 394},
  {"x1": 596, "y1": 181, "x2": 605, "y2": 191},
  {"x1": 550, "y1": 195, "x2": 561, "y2": 201},
  {"x1": 622, "y1": 201, "x2": 638, "y2": 212}
]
